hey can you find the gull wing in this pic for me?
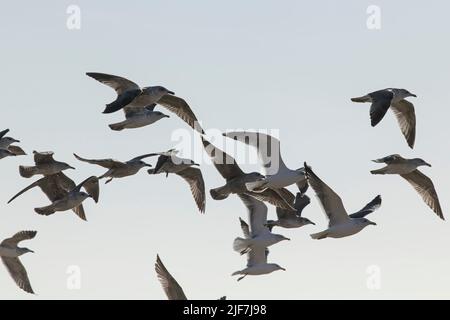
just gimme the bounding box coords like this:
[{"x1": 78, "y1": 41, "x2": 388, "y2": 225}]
[
  {"x1": 224, "y1": 131, "x2": 288, "y2": 175},
  {"x1": 349, "y1": 195, "x2": 382, "y2": 219},
  {"x1": 176, "y1": 167, "x2": 206, "y2": 213},
  {"x1": 391, "y1": 99, "x2": 416, "y2": 149},
  {"x1": 304, "y1": 163, "x2": 350, "y2": 227},
  {"x1": 155, "y1": 255, "x2": 187, "y2": 300},
  {"x1": 401, "y1": 170, "x2": 444, "y2": 220},
  {"x1": 201, "y1": 137, "x2": 244, "y2": 180},
  {"x1": 157, "y1": 94, "x2": 204, "y2": 134}
]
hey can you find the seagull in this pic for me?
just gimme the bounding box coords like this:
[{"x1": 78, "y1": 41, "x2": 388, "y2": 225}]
[
  {"x1": 351, "y1": 88, "x2": 417, "y2": 148},
  {"x1": 233, "y1": 194, "x2": 290, "y2": 255},
  {"x1": 266, "y1": 189, "x2": 315, "y2": 230},
  {"x1": 147, "y1": 150, "x2": 205, "y2": 213},
  {"x1": 86, "y1": 72, "x2": 204, "y2": 133},
  {"x1": 201, "y1": 136, "x2": 295, "y2": 211},
  {"x1": 8, "y1": 174, "x2": 99, "y2": 221},
  {"x1": 19, "y1": 151, "x2": 75, "y2": 178},
  {"x1": 0, "y1": 231, "x2": 36, "y2": 294},
  {"x1": 223, "y1": 131, "x2": 307, "y2": 192},
  {"x1": 304, "y1": 163, "x2": 379, "y2": 240},
  {"x1": 155, "y1": 255, "x2": 226, "y2": 300},
  {"x1": 231, "y1": 201, "x2": 286, "y2": 281},
  {"x1": 108, "y1": 103, "x2": 169, "y2": 131},
  {"x1": 0, "y1": 129, "x2": 26, "y2": 159},
  {"x1": 371, "y1": 154, "x2": 443, "y2": 219},
  {"x1": 74, "y1": 153, "x2": 153, "y2": 184}
]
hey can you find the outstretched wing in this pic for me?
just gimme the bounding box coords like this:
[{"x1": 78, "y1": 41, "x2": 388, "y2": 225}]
[
  {"x1": 176, "y1": 167, "x2": 206, "y2": 213},
  {"x1": 349, "y1": 195, "x2": 382, "y2": 219},
  {"x1": 391, "y1": 99, "x2": 416, "y2": 149},
  {"x1": 1, "y1": 257, "x2": 34, "y2": 294},
  {"x1": 1, "y1": 231, "x2": 37, "y2": 247},
  {"x1": 157, "y1": 94, "x2": 204, "y2": 133},
  {"x1": 201, "y1": 137, "x2": 244, "y2": 180},
  {"x1": 74, "y1": 153, "x2": 124, "y2": 169},
  {"x1": 155, "y1": 255, "x2": 187, "y2": 300}
]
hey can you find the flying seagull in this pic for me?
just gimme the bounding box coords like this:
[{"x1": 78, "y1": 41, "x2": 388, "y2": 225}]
[
  {"x1": 351, "y1": 88, "x2": 417, "y2": 148},
  {"x1": 233, "y1": 194, "x2": 290, "y2": 255},
  {"x1": 19, "y1": 151, "x2": 75, "y2": 178},
  {"x1": 8, "y1": 174, "x2": 99, "y2": 221},
  {"x1": 201, "y1": 136, "x2": 295, "y2": 211},
  {"x1": 86, "y1": 72, "x2": 204, "y2": 133},
  {"x1": 371, "y1": 154, "x2": 443, "y2": 219},
  {"x1": 147, "y1": 150, "x2": 205, "y2": 213},
  {"x1": 0, "y1": 231, "x2": 37, "y2": 294},
  {"x1": 108, "y1": 103, "x2": 169, "y2": 131},
  {"x1": 155, "y1": 255, "x2": 226, "y2": 300},
  {"x1": 266, "y1": 189, "x2": 315, "y2": 231},
  {"x1": 0, "y1": 129, "x2": 26, "y2": 159},
  {"x1": 304, "y1": 163, "x2": 379, "y2": 239},
  {"x1": 74, "y1": 153, "x2": 153, "y2": 184},
  {"x1": 231, "y1": 197, "x2": 286, "y2": 281},
  {"x1": 223, "y1": 131, "x2": 307, "y2": 192}
]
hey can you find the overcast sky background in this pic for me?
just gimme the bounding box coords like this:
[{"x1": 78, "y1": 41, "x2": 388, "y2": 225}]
[{"x1": 1, "y1": 1, "x2": 449, "y2": 299}]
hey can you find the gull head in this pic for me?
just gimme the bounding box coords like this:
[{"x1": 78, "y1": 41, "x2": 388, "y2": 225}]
[
  {"x1": 413, "y1": 158, "x2": 432, "y2": 168},
  {"x1": 397, "y1": 88, "x2": 417, "y2": 99},
  {"x1": 300, "y1": 217, "x2": 316, "y2": 226},
  {"x1": 275, "y1": 234, "x2": 291, "y2": 242},
  {"x1": 61, "y1": 162, "x2": 76, "y2": 171},
  {"x1": 1, "y1": 136, "x2": 20, "y2": 145},
  {"x1": 359, "y1": 218, "x2": 377, "y2": 227},
  {"x1": 272, "y1": 264, "x2": 286, "y2": 272},
  {"x1": 154, "y1": 111, "x2": 170, "y2": 119},
  {"x1": 19, "y1": 247, "x2": 34, "y2": 255}
]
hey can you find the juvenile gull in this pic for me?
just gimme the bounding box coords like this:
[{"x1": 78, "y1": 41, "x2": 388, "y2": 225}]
[
  {"x1": 74, "y1": 153, "x2": 153, "y2": 184},
  {"x1": 155, "y1": 255, "x2": 226, "y2": 300},
  {"x1": 86, "y1": 72, "x2": 204, "y2": 133},
  {"x1": 351, "y1": 88, "x2": 417, "y2": 148},
  {"x1": 201, "y1": 136, "x2": 295, "y2": 211},
  {"x1": 8, "y1": 174, "x2": 99, "y2": 221},
  {"x1": 0, "y1": 129, "x2": 26, "y2": 159},
  {"x1": 19, "y1": 151, "x2": 75, "y2": 178},
  {"x1": 371, "y1": 154, "x2": 443, "y2": 219},
  {"x1": 147, "y1": 150, "x2": 205, "y2": 213},
  {"x1": 0, "y1": 231, "x2": 36, "y2": 294},
  {"x1": 223, "y1": 131, "x2": 307, "y2": 192},
  {"x1": 267, "y1": 189, "x2": 315, "y2": 231},
  {"x1": 305, "y1": 163, "x2": 379, "y2": 240},
  {"x1": 233, "y1": 194, "x2": 290, "y2": 255}
]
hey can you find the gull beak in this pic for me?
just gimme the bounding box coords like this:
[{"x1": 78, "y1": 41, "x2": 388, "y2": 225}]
[
  {"x1": 309, "y1": 221, "x2": 316, "y2": 226},
  {"x1": 164, "y1": 115, "x2": 170, "y2": 118},
  {"x1": 411, "y1": 93, "x2": 417, "y2": 97},
  {"x1": 145, "y1": 163, "x2": 153, "y2": 167},
  {"x1": 425, "y1": 162, "x2": 432, "y2": 167},
  {"x1": 167, "y1": 90, "x2": 175, "y2": 95},
  {"x1": 369, "y1": 221, "x2": 377, "y2": 226},
  {"x1": 29, "y1": 249, "x2": 35, "y2": 253},
  {"x1": 285, "y1": 237, "x2": 291, "y2": 241},
  {"x1": 281, "y1": 268, "x2": 286, "y2": 271},
  {"x1": 69, "y1": 166, "x2": 76, "y2": 170},
  {"x1": 193, "y1": 163, "x2": 200, "y2": 166},
  {"x1": 13, "y1": 139, "x2": 20, "y2": 143}
]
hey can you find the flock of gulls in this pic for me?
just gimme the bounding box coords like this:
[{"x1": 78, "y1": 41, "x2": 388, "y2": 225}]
[{"x1": 0, "y1": 73, "x2": 444, "y2": 299}]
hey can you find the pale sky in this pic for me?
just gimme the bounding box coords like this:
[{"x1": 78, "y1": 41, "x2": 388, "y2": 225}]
[{"x1": 1, "y1": 1, "x2": 449, "y2": 299}]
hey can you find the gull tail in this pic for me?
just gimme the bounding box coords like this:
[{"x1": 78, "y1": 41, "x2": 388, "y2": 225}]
[
  {"x1": 19, "y1": 166, "x2": 37, "y2": 178},
  {"x1": 310, "y1": 230, "x2": 329, "y2": 240},
  {"x1": 210, "y1": 187, "x2": 229, "y2": 200},
  {"x1": 34, "y1": 205, "x2": 56, "y2": 216},
  {"x1": 351, "y1": 95, "x2": 371, "y2": 103},
  {"x1": 109, "y1": 122, "x2": 126, "y2": 131},
  {"x1": 233, "y1": 238, "x2": 251, "y2": 254}
]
